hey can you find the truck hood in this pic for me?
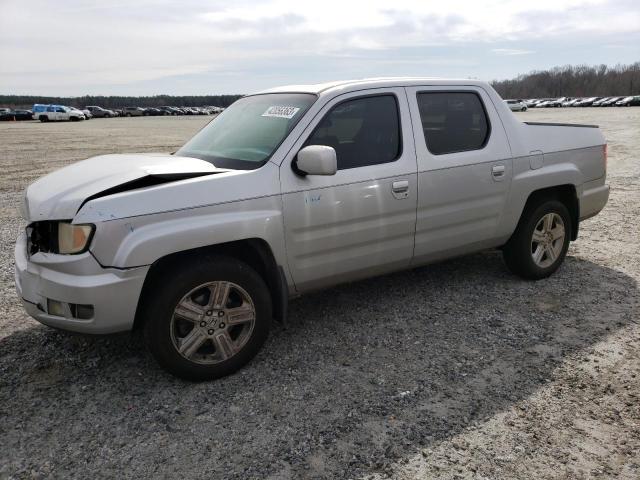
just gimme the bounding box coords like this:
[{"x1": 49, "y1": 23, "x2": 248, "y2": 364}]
[{"x1": 23, "y1": 153, "x2": 223, "y2": 221}]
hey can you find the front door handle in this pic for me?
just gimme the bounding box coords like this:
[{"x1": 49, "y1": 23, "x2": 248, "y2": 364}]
[
  {"x1": 392, "y1": 180, "x2": 409, "y2": 199},
  {"x1": 491, "y1": 164, "x2": 506, "y2": 181},
  {"x1": 392, "y1": 180, "x2": 409, "y2": 193}
]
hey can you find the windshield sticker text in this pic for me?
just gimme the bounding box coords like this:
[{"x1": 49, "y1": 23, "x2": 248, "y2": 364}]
[{"x1": 262, "y1": 106, "x2": 300, "y2": 119}]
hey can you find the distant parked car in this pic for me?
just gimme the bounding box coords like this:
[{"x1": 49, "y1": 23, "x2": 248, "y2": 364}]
[
  {"x1": 562, "y1": 98, "x2": 580, "y2": 107},
  {"x1": 574, "y1": 97, "x2": 599, "y2": 107},
  {"x1": 78, "y1": 108, "x2": 92, "y2": 119},
  {"x1": 156, "y1": 106, "x2": 175, "y2": 115},
  {"x1": 547, "y1": 97, "x2": 567, "y2": 107},
  {"x1": 143, "y1": 108, "x2": 162, "y2": 116},
  {"x1": 123, "y1": 107, "x2": 145, "y2": 117},
  {"x1": 160, "y1": 106, "x2": 183, "y2": 115},
  {"x1": 504, "y1": 99, "x2": 527, "y2": 111},
  {"x1": 13, "y1": 109, "x2": 34, "y2": 120},
  {"x1": 86, "y1": 106, "x2": 115, "y2": 118},
  {"x1": 600, "y1": 97, "x2": 621, "y2": 106},
  {"x1": 0, "y1": 109, "x2": 33, "y2": 121},
  {"x1": 615, "y1": 96, "x2": 640, "y2": 106},
  {"x1": 32, "y1": 104, "x2": 85, "y2": 122},
  {"x1": 0, "y1": 109, "x2": 16, "y2": 121}
]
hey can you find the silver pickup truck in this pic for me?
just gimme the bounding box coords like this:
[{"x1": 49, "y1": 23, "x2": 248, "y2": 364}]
[{"x1": 15, "y1": 78, "x2": 609, "y2": 380}]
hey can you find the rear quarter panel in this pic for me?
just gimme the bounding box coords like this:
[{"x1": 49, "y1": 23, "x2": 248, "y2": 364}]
[{"x1": 498, "y1": 144, "x2": 607, "y2": 240}]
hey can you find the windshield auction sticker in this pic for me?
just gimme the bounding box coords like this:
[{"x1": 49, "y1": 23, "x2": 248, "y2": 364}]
[{"x1": 262, "y1": 106, "x2": 300, "y2": 119}]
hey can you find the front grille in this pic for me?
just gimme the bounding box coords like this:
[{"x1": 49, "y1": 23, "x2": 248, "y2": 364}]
[{"x1": 26, "y1": 221, "x2": 59, "y2": 255}]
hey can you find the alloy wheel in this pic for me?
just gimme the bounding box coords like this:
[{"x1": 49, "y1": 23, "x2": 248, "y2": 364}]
[
  {"x1": 170, "y1": 281, "x2": 256, "y2": 365},
  {"x1": 531, "y1": 213, "x2": 565, "y2": 268}
]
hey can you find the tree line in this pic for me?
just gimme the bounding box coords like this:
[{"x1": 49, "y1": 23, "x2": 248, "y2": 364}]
[
  {"x1": 0, "y1": 94, "x2": 243, "y2": 109},
  {"x1": 491, "y1": 62, "x2": 640, "y2": 99},
  {"x1": 2, "y1": 62, "x2": 639, "y2": 107}
]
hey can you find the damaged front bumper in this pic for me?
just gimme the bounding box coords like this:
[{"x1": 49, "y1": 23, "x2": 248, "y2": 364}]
[{"x1": 14, "y1": 231, "x2": 149, "y2": 334}]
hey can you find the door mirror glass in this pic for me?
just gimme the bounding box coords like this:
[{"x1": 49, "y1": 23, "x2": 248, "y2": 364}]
[{"x1": 295, "y1": 145, "x2": 337, "y2": 176}]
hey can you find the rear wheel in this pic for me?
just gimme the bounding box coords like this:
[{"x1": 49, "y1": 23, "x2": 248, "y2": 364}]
[
  {"x1": 503, "y1": 199, "x2": 571, "y2": 280},
  {"x1": 143, "y1": 255, "x2": 271, "y2": 381},
  {"x1": 39, "y1": 115, "x2": 49, "y2": 122}
]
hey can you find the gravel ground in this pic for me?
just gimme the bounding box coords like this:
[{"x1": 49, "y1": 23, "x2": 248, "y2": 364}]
[{"x1": 0, "y1": 110, "x2": 638, "y2": 479}]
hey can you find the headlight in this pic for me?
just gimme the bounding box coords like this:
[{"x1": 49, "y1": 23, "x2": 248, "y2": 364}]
[{"x1": 58, "y1": 222, "x2": 94, "y2": 254}]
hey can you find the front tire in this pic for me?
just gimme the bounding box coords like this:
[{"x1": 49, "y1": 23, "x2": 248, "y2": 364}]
[
  {"x1": 143, "y1": 255, "x2": 272, "y2": 381},
  {"x1": 503, "y1": 199, "x2": 571, "y2": 280}
]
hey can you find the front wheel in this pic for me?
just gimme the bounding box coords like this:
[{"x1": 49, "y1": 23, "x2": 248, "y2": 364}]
[
  {"x1": 143, "y1": 255, "x2": 272, "y2": 381},
  {"x1": 502, "y1": 200, "x2": 571, "y2": 280}
]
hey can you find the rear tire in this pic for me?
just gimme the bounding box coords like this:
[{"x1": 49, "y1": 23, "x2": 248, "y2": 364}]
[
  {"x1": 143, "y1": 255, "x2": 272, "y2": 381},
  {"x1": 503, "y1": 199, "x2": 571, "y2": 280},
  {"x1": 39, "y1": 115, "x2": 48, "y2": 122}
]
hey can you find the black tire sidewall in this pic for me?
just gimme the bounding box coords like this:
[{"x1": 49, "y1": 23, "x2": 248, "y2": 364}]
[
  {"x1": 143, "y1": 255, "x2": 272, "y2": 381},
  {"x1": 504, "y1": 200, "x2": 572, "y2": 280}
]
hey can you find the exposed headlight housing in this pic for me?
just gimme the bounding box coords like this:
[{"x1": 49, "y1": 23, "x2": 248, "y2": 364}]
[{"x1": 27, "y1": 221, "x2": 95, "y2": 255}]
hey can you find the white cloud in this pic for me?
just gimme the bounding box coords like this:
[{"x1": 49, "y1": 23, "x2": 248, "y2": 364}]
[
  {"x1": 492, "y1": 49, "x2": 535, "y2": 56},
  {"x1": 0, "y1": 0, "x2": 638, "y2": 94}
]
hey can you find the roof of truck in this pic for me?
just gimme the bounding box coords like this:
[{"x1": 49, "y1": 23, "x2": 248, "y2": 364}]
[{"x1": 256, "y1": 77, "x2": 489, "y2": 95}]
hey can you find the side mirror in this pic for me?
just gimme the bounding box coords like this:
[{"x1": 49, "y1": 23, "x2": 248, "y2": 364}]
[{"x1": 295, "y1": 145, "x2": 337, "y2": 176}]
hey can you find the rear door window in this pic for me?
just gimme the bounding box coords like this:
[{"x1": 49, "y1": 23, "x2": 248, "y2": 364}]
[{"x1": 416, "y1": 92, "x2": 490, "y2": 155}]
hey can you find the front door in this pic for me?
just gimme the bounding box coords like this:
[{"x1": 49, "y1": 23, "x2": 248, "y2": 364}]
[{"x1": 280, "y1": 88, "x2": 418, "y2": 292}]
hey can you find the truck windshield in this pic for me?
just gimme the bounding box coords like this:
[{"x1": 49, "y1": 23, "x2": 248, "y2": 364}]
[{"x1": 176, "y1": 93, "x2": 316, "y2": 169}]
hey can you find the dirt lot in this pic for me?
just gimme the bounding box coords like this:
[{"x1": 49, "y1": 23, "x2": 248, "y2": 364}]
[{"x1": 0, "y1": 110, "x2": 638, "y2": 479}]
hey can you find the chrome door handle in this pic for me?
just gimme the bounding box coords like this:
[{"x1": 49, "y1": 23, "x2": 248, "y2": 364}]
[
  {"x1": 392, "y1": 180, "x2": 409, "y2": 193},
  {"x1": 491, "y1": 165, "x2": 505, "y2": 180},
  {"x1": 392, "y1": 180, "x2": 409, "y2": 199}
]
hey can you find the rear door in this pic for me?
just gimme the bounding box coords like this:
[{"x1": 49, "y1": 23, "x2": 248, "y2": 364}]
[
  {"x1": 280, "y1": 88, "x2": 418, "y2": 292},
  {"x1": 405, "y1": 86, "x2": 513, "y2": 264},
  {"x1": 55, "y1": 106, "x2": 68, "y2": 121}
]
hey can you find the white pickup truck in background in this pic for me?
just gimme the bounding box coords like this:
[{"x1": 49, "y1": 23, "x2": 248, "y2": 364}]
[{"x1": 16, "y1": 78, "x2": 609, "y2": 380}]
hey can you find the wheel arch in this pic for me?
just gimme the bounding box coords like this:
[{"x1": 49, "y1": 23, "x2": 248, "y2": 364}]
[
  {"x1": 515, "y1": 184, "x2": 580, "y2": 242},
  {"x1": 132, "y1": 238, "x2": 288, "y2": 331}
]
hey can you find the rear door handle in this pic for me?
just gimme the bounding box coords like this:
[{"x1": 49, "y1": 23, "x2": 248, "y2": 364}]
[{"x1": 392, "y1": 180, "x2": 409, "y2": 199}]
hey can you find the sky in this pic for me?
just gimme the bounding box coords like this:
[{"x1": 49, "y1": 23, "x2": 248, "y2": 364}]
[{"x1": 0, "y1": 0, "x2": 639, "y2": 96}]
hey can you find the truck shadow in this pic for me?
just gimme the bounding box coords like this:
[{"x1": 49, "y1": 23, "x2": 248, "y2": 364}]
[{"x1": 1, "y1": 252, "x2": 637, "y2": 479}]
